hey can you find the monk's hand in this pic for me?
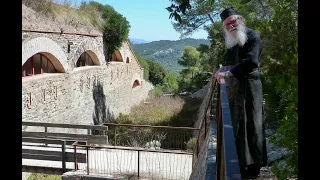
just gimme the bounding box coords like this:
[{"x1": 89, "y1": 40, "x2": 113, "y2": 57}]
[{"x1": 215, "y1": 71, "x2": 233, "y2": 84}]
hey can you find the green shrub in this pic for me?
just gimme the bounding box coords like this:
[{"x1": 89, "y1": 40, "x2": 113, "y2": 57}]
[
  {"x1": 27, "y1": 173, "x2": 60, "y2": 180},
  {"x1": 186, "y1": 138, "x2": 198, "y2": 152}
]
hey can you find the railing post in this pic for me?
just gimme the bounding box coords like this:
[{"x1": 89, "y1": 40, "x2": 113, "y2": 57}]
[
  {"x1": 138, "y1": 150, "x2": 140, "y2": 179},
  {"x1": 114, "y1": 126, "x2": 117, "y2": 146},
  {"x1": 74, "y1": 143, "x2": 78, "y2": 171},
  {"x1": 196, "y1": 139, "x2": 199, "y2": 156},
  {"x1": 61, "y1": 140, "x2": 66, "y2": 173},
  {"x1": 87, "y1": 146, "x2": 89, "y2": 175},
  {"x1": 45, "y1": 126, "x2": 48, "y2": 146}
]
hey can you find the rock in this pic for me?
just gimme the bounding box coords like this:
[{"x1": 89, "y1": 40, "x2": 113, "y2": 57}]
[
  {"x1": 267, "y1": 148, "x2": 288, "y2": 165},
  {"x1": 265, "y1": 129, "x2": 274, "y2": 137},
  {"x1": 266, "y1": 138, "x2": 275, "y2": 154}
]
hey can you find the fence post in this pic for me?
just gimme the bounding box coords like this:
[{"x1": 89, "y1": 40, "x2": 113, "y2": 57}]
[
  {"x1": 196, "y1": 139, "x2": 199, "y2": 156},
  {"x1": 87, "y1": 146, "x2": 89, "y2": 175},
  {"x1": 114, "y1": 126, "x2": 117, "y2": 146},
  {"x1": 138, "y1": 150, "x2": 140, "y2": 179},
  {"x1": 61, "y1": 140, "x2": 66, "y2": 173},
  {"x1": 74, "y1": 143, "x2": 78, "y2": 171},
  {"x1": 45, "y1": 126, "x2": 48, "y2": 146}
]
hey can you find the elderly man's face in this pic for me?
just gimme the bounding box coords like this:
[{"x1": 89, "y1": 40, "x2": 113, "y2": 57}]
[{"x1": 223, "y1": 16, "x2": 241, "y2": 32}]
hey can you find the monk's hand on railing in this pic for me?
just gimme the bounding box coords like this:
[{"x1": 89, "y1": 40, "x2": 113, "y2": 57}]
[{"x1": 215, "y1": 71, "x2": 233, "y2": 84}]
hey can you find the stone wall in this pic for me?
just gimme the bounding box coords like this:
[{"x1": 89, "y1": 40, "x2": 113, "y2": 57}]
[
  {"x1": 22, "y1": 31, "x2": 153, "y2": 133},
  {"x1": 22, "y1": 32, "x2": 105, "y2": 70}
]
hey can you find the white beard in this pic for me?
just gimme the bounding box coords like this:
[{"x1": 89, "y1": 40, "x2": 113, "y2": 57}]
[{"x1": 224, "y1": 24, "x2": 248, "y2": 49}]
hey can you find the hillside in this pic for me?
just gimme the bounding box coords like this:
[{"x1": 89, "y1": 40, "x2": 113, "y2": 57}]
[
  {"x1": 22, "y1": 2, "x2": 103, "y2": 34},
  {"x1": 132, "y1": 38, "x2": 210, "y2": 74},
  {"x1": 129, "y1": 38, "x2": 150, "y2": 44}
]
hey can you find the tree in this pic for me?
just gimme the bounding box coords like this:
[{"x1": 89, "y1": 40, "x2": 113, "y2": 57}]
[
  {"x1": 136, "y1": 53, "x2": 150, "y2": 81},
  {"x1": 168, "y1": 0, "x2": 298, "y2": 178},
  {"x1": 147, "y1": 60, "x2": 167, "y2": 86},
  {"x1": 84, "y1": 2, "x2": 130, "y2": 62}
]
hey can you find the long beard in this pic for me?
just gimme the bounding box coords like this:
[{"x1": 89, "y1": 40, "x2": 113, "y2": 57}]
[{"x1": 224, "y1": 24, "x2": 248, "y2": 49}]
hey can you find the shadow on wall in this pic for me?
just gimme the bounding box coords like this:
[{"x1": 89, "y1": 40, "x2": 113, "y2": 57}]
[{"x1": 92, "y1": 82, "x2": 114, "y2": 134}]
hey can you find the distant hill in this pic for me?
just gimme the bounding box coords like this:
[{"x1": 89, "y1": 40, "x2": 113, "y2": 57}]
[
  {"x1": 132, "y1": 38, "x2": 210, "y2": 74},
  {"x1": 129, "y1": 38, "x2": 151, "y2": 44}
]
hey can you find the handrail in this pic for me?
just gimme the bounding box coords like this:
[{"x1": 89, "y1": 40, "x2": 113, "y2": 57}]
[
  {"x1": 103, "y1": 122, "x2": 200, "y2": 130},
  {"x1": 215, "y1": 77, "x2": 241, "y2": 179},
  {"x1": 22, "y1": 121, "x2": 109, "y2": 131}
]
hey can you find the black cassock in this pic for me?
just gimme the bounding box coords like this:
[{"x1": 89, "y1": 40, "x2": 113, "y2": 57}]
[{"x1": 221, "y1": 28, "x2": 268, "y2": 169}]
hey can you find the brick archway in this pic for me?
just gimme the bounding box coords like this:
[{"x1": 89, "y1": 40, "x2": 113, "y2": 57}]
[
  {"x1": 131, "y1": 73, "x2": 142, "y2": 88},
  {"x1": 73, "y1": 39, "x2": 102, "y2": 67},
  {"x1": 22, "y1": 37, "x2": 69, "y2": 72}
]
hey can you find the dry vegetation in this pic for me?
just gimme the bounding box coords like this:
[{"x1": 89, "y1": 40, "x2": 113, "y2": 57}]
[
  {"x1": 22, "y1": 0, "x2": 104, "y2": 32},
  {"x1": 27, "y1": 173, "x2": 60, "y2": 180},
  {"x1": 116, "y1": 90, "x2": 202, "y2": 128},
  {"x1": 129, "y1": 95, "x2": 185, "y2": 125}
]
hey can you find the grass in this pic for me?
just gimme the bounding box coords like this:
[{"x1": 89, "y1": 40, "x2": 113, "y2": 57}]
[
  {"x1": 129, "y1": 95, "x2": 185, "y2": 125},
  {"x1": 22, "y1": 0, "x2": 105, "y2": 31},
  {"x1": 27, "y1": 173, "x2": 61, "y2": 180},
  {"x1": 111, "y1": 91, "x2": 202, "y2": 149},
  {"x1": 120, "y1": 89, "x2": 202, "y2": 127}
]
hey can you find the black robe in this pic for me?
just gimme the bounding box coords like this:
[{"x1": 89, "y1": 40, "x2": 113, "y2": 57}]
[{"x1": 222, "y1": 28, "x2": 268, "y2": 168}]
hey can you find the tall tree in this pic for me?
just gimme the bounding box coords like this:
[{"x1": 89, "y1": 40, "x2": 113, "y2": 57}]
[{"x1": 83, "y1": 2, "x2": 130, "y2": 62}]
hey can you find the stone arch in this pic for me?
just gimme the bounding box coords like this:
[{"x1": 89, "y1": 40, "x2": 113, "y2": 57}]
[
  {"x1": 131, "y1": 73, "x2": 142, "y2": 88},
  {"x1": 75, "y1": 50, "x2": 99, "y2": 67},
  {"x1": 74, "y1": 39, "x2": 102, "y2": 67},
  {"x1": 22, "y1": 53, "x2": 65, "y2": 77},
  {"x1": 111, "y1": 50, "x2": 124, "y2": 62},
  {"x1": 22, "y1": 37, "x2": 69, "y2": 72}
]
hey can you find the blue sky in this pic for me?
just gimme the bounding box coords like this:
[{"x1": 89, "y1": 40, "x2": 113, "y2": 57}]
[{"x1": 91, "y1": 0, "x2": 209, "y2": 41}]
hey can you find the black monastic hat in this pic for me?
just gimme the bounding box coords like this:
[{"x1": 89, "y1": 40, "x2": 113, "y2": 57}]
[{"x1": 220, "y1": 7, "x2": 239, "y2": 21}]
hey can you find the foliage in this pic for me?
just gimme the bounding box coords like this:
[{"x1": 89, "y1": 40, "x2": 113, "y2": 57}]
[
  {"x1": 167, "y1": 0, "x2": 298, "y2": 178},
  {"x1": 147, "y1": 60, "x2": 167, "y2": 86},
  {"x1": 113, "y1": 95, "x2": 202, "y2": 149},
  {"x1": 136, "y1": 54, "x2": 150, "y2": 81},
  {"x1": 83, "y1": 2, "x2": 130, "y2": 60},
  {"x1": 162, "y1": 73, "x2": 180, "y2": 93},
  {"x1": 136, "y1": 56, "x2": 179, "y2": 94},
  {"x1": 177, "y1": 45, "x2": 213, "y2": 92},
  {"x1": 186, "y1": 137, "x2": 198, "y2": 152},
  {"x1": 27, "y1": 173, "x2": 60, "y2": 180}
]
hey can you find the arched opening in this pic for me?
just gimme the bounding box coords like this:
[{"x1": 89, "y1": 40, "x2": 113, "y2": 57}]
[
  {"x1": 110, "y1": 50, "x2": 123, "y2": 63},
  {"x1": 22, "y1": 53, "x2": 63, "y2": 77},
  {"x1": 22, "y1": 37, "x2": 69, "y2": 72},
  {"x1": 126, "y1": 57, "x2": 130, "y2": 63},
  {"x1": 76, "y1": 51, "x2": 96, "y2": 67},
  {"x1": 132, "y1": 80, "x2": 140, "y2": 88}
]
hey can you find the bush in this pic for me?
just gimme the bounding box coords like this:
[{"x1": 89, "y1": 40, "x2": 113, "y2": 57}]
[
  {"x1": 186, "y1": 138, "x2": 198, "y2": 152},
  {"x1": 27, "y1": 173, "x2": 60, "y2": 180}
]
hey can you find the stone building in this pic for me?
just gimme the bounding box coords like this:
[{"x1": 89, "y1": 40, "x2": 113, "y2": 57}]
[{"x1": 22, "y1": 4, "x2": 153, "y2": 130}]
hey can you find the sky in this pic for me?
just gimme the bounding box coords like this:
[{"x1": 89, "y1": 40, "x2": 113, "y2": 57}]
[{"x1": 92, "y1": 0, "x2": 209, "y2": 42}]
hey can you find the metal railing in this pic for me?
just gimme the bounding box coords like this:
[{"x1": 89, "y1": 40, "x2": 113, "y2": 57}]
[
  {"x1": 72, "y1": 142, "x2": 193, "y2": 179},
  {"x1": 22, "y1": 76, "x2": 241, "y2": 179},
  {"x1": 189, "y1": 76, "x2": 241, "y2": 180},
  {"x1": 71, "y1": 124, "x2": 199, "y2": 179},
  {"x1": 103, "y1": 123, "x2": 199, "y2": 150},
  {"x1": 207, "y1": 78, "x2": 241, "y2": 179}
]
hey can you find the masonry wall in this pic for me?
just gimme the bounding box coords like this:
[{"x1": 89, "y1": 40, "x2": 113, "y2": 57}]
[{"x1": 22, "y1": 31, "x2": 153, "y2": 133}]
